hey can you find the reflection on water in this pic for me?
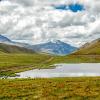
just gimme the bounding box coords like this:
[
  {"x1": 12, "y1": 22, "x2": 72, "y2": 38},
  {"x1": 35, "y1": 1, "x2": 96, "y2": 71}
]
[{"x1": 11, "y1": 63, "x2": 100, "y2": 78}]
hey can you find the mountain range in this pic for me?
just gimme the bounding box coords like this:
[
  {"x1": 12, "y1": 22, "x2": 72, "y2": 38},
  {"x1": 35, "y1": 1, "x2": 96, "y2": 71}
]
[
  {"x1": 0, "y1": 35, "x2": 77, "y2": 55},
  {"x1": 0, "y1": 34, "x2": 99, "y2": 55},
  {"x1": 28, "y1": 40, "x2": 77, "y2": 55},
  {"x1": 0, "y1": 35, "x2": 34, "y2": 53}
]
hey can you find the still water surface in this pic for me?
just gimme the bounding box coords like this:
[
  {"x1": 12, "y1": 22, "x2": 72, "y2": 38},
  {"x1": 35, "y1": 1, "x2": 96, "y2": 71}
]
[{"x1": 12, "y1": 63, "x2": 100, "y2": 78}]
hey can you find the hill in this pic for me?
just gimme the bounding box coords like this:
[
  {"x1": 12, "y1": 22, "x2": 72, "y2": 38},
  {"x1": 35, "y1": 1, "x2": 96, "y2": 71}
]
[
  {"x1": 72, "y1": 38, "x2": 100, "y2": 55},
  {"x1": 0, "y1": 43, "x2": 34, "y2": 53}
]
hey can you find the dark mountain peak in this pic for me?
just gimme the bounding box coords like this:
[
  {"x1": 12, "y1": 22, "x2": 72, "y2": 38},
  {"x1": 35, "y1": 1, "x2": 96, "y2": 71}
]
[{"x1": 0, "y1": 34, "x2": 11, "y2": 42}]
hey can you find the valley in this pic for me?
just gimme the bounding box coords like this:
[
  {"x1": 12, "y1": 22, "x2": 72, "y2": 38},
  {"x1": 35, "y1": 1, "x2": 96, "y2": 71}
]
[
  {"x1": 0, "y1": 36, "x2": 100, "y2": 100},
  {"x1": 0, "y1": 53, "x2": 100, "y2": 77},
  {"x1": 0, "y1": 0, "x2": 100, "y2": 99}
]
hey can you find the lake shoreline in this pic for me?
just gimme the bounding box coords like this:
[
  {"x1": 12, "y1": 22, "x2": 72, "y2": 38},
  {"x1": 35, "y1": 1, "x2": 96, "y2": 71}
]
[{"x1": 1, "y1": 63, "x2": 99, "y2": 79}]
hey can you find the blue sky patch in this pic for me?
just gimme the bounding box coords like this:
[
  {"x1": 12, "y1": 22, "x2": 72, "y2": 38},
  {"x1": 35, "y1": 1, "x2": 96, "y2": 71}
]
[{"x1": 54, "y1": 4, "x2": 84, "y2": 12}]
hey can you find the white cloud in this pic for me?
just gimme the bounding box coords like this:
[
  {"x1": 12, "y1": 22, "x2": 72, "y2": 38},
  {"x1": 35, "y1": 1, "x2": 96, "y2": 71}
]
[{"x1": 0, "y1": 0, "x2": 100, "y2": 47}]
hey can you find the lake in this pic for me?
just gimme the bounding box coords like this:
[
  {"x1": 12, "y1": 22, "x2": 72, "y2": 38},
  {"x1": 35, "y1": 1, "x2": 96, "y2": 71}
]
[{"x1": 11, "y1": 63, "x2": 100, "y2": 78}]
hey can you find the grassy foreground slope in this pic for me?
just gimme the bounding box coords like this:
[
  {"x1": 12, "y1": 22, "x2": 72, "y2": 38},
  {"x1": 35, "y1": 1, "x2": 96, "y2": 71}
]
[{"x1": 0, "y1": 77, "x2": 100, "y2": 100}]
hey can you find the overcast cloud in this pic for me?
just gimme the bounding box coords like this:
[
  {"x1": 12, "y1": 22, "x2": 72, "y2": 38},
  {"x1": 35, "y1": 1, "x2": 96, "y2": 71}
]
[{"x1": 0, "y1": 0, "x2": 100, "y2": 47}]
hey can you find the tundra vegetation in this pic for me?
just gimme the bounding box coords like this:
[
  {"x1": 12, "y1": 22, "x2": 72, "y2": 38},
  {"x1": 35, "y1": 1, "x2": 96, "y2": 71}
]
[
  {"x1": 0, "y1": 53, "x2": 100, "y2": 77},
  {"x1": 0, "y1": 77, "x2": 100, "y2": 100}
]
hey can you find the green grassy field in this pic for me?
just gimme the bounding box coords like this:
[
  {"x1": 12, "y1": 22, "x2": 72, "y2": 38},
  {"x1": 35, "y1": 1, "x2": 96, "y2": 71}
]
[
  {"x1": 0, "y1": 53, "x2": 53, "y2": 76},
  {"x1": 0, "y1": 77, "x2": 100, "y2": 100},
  {"x1": 0, "y1": 53, "x2": 100, "y2": 76}
]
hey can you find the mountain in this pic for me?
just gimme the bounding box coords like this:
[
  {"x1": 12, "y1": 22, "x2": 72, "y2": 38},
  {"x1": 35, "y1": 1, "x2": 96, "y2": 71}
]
[
  {"x1": 0, "y1": 34, "x2": 30, "y2": 47},
  {"x1": 29, "y1": 40, "x2": 77, "y2": 55},
  {"x1": 0, "y1": 35, "x2": 11, "y2": 43},
  {"x1": 0, "y1": 43, "x2": 34, "y2": 53},
  {"x1": 0, "y1": 35, "x2": 77, "y2": 55},
  {"x1": 0, "y1": 34, "x2": 35, "y2": 53},
  {"x1": 72, "y1": 38, "x2": 100, "y2": 55}
]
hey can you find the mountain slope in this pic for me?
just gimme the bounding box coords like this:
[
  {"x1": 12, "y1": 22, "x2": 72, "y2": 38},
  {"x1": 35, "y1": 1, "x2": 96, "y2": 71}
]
[
  {"x1": 0, "y1": 35, "x2": 77, "y2": 55},
  {"x1": 0, "y1": 43, "x2": 34, "y2": 53},
  {"x1": 0, "y1": 35, "x2": 11, "y2": 43},
  {"x1": 0, "y1": 35, "x2": 27, "y2": 47},
  {"x1": 72, "y1": 38, "x2": 100, "y2": 55},
  {"x1": 0, "y1": 34, "x2": 35, "y2": 53},
  {"x1": 29, "y1": 40, "x2": 77, "y2": 55}
]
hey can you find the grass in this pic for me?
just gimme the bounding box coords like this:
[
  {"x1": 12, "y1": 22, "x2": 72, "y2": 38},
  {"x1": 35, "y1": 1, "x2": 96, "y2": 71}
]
[
  {"x1": 0, "y1": 53, "x2": 53, "y2": 76},
  {"x1": 0, "y1": 77, "x2": 100, "y2": 100},
  {"x1": 0, "y1": 53, "x2": 100, "y2": 77}
]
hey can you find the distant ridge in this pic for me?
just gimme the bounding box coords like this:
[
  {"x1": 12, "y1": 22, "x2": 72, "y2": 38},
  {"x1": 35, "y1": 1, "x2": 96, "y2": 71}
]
[
  {"x1": 72, "y1": 38, "x2": 100, "y2": 55},
  {"x1": 0, "y1": 35, "x2": 11, "y2": 43},
  {"x1": 29, "y1": 40, "x2": 77, "y2": 55},
  {"x1": 0, "y1": 43, "x2": 34, "y2": 53}
]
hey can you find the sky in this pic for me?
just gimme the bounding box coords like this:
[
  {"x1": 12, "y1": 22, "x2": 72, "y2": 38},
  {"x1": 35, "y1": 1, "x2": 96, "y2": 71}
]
[{"x1": 0, "y1": 0, "x2": 100, "y2": 47}]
